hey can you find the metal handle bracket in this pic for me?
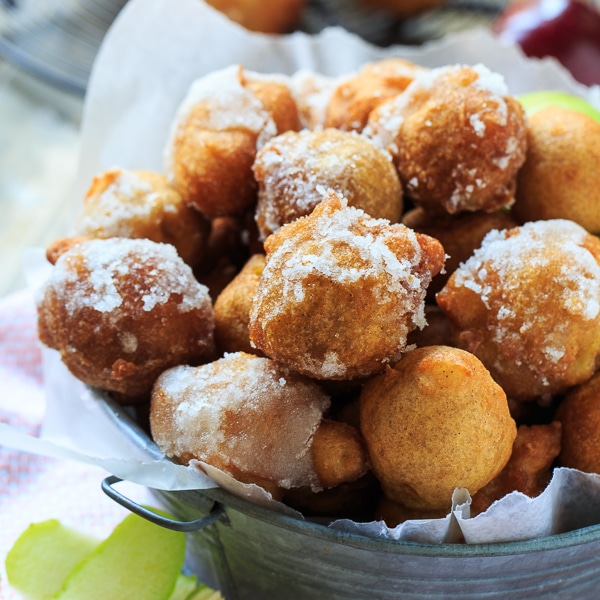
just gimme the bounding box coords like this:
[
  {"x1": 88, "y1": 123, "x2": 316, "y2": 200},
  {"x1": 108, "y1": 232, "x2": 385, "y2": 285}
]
[{"x1": 101, "y1": 475, "x2": 224, "y2": 533}]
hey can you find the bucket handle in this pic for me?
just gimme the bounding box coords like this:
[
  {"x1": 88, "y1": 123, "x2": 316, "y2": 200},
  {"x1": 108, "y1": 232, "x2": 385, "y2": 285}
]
[{"x1": 101, "y1": 475, "x2": 225, "y2": 533}]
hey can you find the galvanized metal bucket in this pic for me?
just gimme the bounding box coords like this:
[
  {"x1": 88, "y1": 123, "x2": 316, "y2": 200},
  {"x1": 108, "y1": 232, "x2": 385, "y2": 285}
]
[{"x1": 100, "y1": 399, "x2": 600, "y2": 600}]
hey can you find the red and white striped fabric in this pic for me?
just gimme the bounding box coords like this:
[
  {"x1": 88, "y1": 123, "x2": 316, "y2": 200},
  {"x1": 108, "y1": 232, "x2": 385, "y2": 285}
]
[{"x1": 0, "y1": 290, "x2": 144, "y2": 598}]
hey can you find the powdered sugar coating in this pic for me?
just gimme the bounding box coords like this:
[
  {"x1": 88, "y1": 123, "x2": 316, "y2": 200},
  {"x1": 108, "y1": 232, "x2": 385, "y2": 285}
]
[
  {"x1": 45, "y1": 237, "x2": 210, "y2": 316},
  {"x1": 365, "y1": 63, "x2": 527, "y2": 215},
  {"x1": 453, "y1": 220, "x2": 600, "y2": 324},
  {"x1": 438, "y1": 219, "x2": 600, "y2": 400},
  {"x1": 76, "y1": 170, "x2": 163, "y2": 236},
  {"x1": 36, "y1": 237, "x2": 216, "y2": 398},
  {"x1": 164, "y1": 65, "x2": 277, "y2": 176},
  {"x1": 253, "y1": 128, "x2": 402, "y2": 239},
  {"x1": 249, "y1": 193, "x2": 444, "y2": 380},
  {"x1": 151, "y1": 353, "x2": 330, "y2": 491}
]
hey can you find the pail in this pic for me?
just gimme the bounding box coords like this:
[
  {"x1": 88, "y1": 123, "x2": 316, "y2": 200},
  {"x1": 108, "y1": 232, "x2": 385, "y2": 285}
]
[{"x1": 100, "y1": 396, "x2": 600, "y2": 600}]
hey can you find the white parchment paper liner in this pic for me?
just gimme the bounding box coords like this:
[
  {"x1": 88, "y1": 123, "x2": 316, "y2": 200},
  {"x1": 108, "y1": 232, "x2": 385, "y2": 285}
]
[{"x1": 3, "y1": 0, "x2": 600, "y2": 545}]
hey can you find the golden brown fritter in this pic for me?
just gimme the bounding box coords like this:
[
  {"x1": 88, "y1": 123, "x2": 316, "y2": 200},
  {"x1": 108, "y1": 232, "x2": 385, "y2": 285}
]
[
  {"x1": 74, "y1": 168, "x2": 210, "y2": 268},
  {"x1": 214, "y1": 253, "x2": 266, "y2": 354},
  {"x1": 365, "y1": 64, "x2": 527, "y2": 215},
  {"x1": 360, "y1": 345, "x2": 516, "y2": 511},
  {"x1": 513, "y1": 106, "x2": 600, "y2": 233},
  {"x1": 324, "y1": 58, "x2": 427, "y2": 132},
  {"x1": 437, "y1": 219, "x2": 600, "y2": 401},
  {"x1": 37, "y1": 237, "x2": 216, "y2": 402},
  {"x1": 253, "y1": 128, "x2": 402, "y2": 239},
  {"x1": 248, "y1": 192, "x2": 445, "y2": 380},
  {"x1": 165, "y1": 65, "x2": 300, "y2": 219}
]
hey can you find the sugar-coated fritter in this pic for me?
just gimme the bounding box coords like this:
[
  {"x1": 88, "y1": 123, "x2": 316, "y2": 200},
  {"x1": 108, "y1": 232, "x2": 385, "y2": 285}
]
[
  {"x1": 324, "y1": 58, "x2": 427, "y2": 132},
  {"x1": 471, "y1": 421, "x2": 562, "y2": 515},
  {"x1": 513, "y1": 106, "x2": 600, "y2": 233},
  {"x1": 150, "y1": 352, "x2": 368, "y2": 497},
  {"x1": 365, "y1": 64, "x2": 527, "y2": 215},
  {"x1": 253, "y1": 128, "x2": 402, "y2": 239},
  {"x1": 402, "y1": 207, "x2": 518, "y2": 297},
  {"x1": 37, "y1": 237, "x2": 215, "y2": 402},
  {"x1": 437, "y1": 219, "x2": 600, "y2": 401},
  {"x1": 165, "y1": 65, "x2": 300, "y2": 218},
  {"x1": 360, "y1": 345, "x2": 516, "y2": 511},
  {"x1": 249, "y1": 192, "x2": 445, "y2": 380},
  {"x1": 74, "y1": 168, "x2": 210, "y2": 268}
]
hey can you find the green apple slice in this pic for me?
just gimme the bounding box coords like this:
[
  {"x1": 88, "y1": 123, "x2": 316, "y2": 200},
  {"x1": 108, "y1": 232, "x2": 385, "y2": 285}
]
[
  {"x1": 186, "y1": 584, "x2": 225, "y2": 600},
  {"x1": 54, "y1": 510, "x2": 186, "y2": 600},
  {"x1": 5, "y1": 519, "x2": 100, "y2": 600},
  {"x1": 519, "y1": 90, "x2": 600, "y2": 123},
  {"x1": 169, "y1": 573, "x2": 201, "y2": 600}
]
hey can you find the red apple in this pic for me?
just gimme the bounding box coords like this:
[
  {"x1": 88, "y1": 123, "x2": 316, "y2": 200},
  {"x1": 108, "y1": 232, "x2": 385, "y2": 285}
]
[{"x1": 493, "y1": 0, "x2": 600, "y2": 86}]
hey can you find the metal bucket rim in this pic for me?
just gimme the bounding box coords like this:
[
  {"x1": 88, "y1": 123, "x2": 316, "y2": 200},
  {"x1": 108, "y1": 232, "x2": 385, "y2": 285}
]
[
  {"x1": 197, "y1": 484, "x2": 600, "y2": 557},
  {"x1": 97, "y1": 389, "x2": 600, "y2": 556}
]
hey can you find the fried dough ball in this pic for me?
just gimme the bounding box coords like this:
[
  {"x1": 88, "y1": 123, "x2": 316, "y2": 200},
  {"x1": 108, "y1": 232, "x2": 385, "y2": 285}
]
[
  {"x1": 248, "y1": 192, "x2": 445, "y2": 380},
  {"x1": 253, "y1": 128, "x2": 403, "y2": 239},
  {"x1": 150, "y1": 352, "x2": 368, "y2": 496},
  {"x1": 437, "y1": 219, "x2": 600, "y2": 401},
  {"x1": 214, "y1": 253, "x2": 266, "y2": 354},
  {"x1": 73, "y1": 168, "x2": 210, "y2": 269},
  {"x1": 165, "y1": 65, "x2": 300, "y2": 219},
  {"x1": 365, "y1": 64, "x2": 527, "y2": 215},
  {"x1": 359, "y1": 345, "x2": 516, "y2": 511},
  {"x1": 402, "y1": 207, "x2": 518, "y2": 297},
  {"x1": 471, "y1": 421, "x2": 562, "y2": 515},
  {"x1": 206, "y1": 0, "x2": 305, "y2": 33},
  {"x1": 556, "y1": 372, "x2": 600, "y2": 474},
  {"x1": 324, "y1": 58, "x2": 426, "y2": 132},
  {"x1": 37, "y1": 238, "x2": 216, "y2": 402},
  {"x1": 513, "y1": 106, "x2": 600, "y2": 234}
]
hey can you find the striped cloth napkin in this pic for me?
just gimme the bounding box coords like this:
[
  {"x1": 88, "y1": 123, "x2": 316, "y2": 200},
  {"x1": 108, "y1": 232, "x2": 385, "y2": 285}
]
[{"x1": 0, "y1": 289, "x2": 146, "y2": 598}]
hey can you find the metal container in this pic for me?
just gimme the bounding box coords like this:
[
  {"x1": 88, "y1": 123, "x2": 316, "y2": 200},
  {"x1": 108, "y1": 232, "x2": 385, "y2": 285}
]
[{"x1": 100, "y1": 396, "x2": 600, "y2": 600}]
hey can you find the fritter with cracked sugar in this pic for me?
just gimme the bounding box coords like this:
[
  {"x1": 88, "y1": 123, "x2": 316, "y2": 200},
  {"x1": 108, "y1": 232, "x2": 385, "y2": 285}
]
[
  {"x1": 365, "y1": 63, "x2": 527, "y2": 215},
  {"x1": 37, "y1": 237, "x2": 216, "y2": 402},
  {"x1": 165, "y1": 65, "x2": 301, "y2": 218},
  {"x1": 437, "y1": 219, "x2": 600, "y2": 401},
  {"x1": 150, "y1": 352, "x2": 368, "y2": 498},
  {"x1": 253, "y1": 128, "x2": 402, "y2": 240},
  {"x1": 73, "y1": 168, "x2": 210, "y2": 269},
  {"x1": 248, "y1": 192, "x2": 445, "y2": 380}
]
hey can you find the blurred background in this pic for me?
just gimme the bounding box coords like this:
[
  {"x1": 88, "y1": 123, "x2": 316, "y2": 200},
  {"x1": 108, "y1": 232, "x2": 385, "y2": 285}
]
[{"x1": 1, "y1": 0, "x2": 598, "y2": 297}]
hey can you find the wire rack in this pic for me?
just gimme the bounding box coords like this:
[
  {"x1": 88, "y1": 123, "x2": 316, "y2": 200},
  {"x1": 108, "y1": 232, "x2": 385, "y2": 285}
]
[
  {"x1": 0, "y1": 0, "x2": 506, "y2": 95},
  {"x1": 0, "y1": 0, "x2": 127, "y2": 94}
]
